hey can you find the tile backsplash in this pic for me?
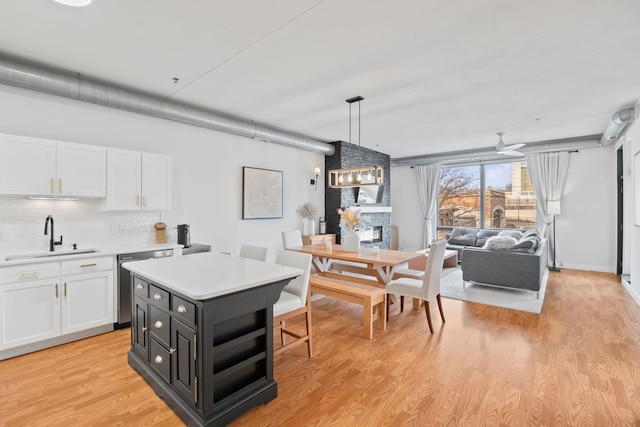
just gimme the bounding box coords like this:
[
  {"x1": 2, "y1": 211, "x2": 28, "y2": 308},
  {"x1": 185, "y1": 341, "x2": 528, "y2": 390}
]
[{"x1": 0, "y1": 197, "x2": 162, "y2": 253}]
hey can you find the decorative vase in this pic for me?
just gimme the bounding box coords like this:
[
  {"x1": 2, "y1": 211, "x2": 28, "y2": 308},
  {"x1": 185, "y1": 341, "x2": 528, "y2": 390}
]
[
  {"x1": 343, "y1": 228, "x2": 360, "y2": 252},
  {"x1": 302, "y1": 217, "x2": 315, "y2": 236}
]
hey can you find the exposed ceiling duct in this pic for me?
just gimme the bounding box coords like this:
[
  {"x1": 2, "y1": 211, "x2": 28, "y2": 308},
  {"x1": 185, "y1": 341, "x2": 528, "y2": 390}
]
[
  {"x1": 392, "y1": 135, "x2": 603, "y2": 166},
  {"x1": 599, "y1": 106, "x2": 636, "y2": 146},
  {"x1": 0, "y1": 54, "x2": 335, "y2": 156}
]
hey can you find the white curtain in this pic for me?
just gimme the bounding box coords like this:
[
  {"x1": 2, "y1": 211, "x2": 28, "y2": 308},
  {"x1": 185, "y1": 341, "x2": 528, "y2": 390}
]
[
  {"x1": 525, "y1": 152, "x2": 569, "y2": 266},
  {"x1": 415, "y1": 163, "x2": 442, "y2": 248}
]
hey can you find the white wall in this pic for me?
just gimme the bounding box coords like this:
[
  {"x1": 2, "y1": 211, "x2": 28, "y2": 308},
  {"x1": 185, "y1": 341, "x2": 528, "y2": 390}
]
[
  {"x1": 390, "y1": 146, "x2": 618, "y2": 273},
  {"x1": 623, "y1": 118, "x2": 640, "y2": 303},
  {"x1": 0, "y1": 85, "x2": 325, "y2": 261}
]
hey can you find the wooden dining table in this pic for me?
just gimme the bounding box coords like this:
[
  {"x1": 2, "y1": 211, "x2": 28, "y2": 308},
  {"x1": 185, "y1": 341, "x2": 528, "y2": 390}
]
[{"x1": 294, "y1": 244, "x2": 424, "y2": 288}]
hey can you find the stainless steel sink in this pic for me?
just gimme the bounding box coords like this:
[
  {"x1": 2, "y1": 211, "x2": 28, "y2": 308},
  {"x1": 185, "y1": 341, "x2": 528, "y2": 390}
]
[{"x1": 5, "y1": 248, "x2": 100, "y2": 261}]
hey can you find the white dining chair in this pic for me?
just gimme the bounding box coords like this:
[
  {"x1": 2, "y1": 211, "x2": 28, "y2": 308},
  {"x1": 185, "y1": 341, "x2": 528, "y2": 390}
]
[
  {"x1": 281, "y1": 230, "x2": 304, "y2": 249},
  {"x1": 385, "y1": 239, "x2": 447, "y2": 334},
  {"x1": 273, "y1": 249, "x2": 313, "y2": 357},
  {"x1": 239, "y1": 244, "x2": 268, "y2": 261}
]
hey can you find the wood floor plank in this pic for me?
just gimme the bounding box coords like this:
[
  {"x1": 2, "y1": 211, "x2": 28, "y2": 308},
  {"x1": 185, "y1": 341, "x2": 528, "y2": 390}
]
[{"x1": 1, "y1": 269, "x2": 639, "y2": 426}]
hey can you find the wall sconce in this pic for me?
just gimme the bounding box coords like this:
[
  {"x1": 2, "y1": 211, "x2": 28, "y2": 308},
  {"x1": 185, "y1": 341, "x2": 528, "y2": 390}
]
[
  {"x1": 328, "y1": 166, "x2": 383, "y2": 188},
  {"x1": 311, "y1": 166, "x2": 321, "y2": 190}
]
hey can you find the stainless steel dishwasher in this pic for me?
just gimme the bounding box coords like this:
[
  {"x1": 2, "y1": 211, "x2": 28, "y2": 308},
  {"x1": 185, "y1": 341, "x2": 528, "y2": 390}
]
[{"x1": 115, "y1": 249, "x2": 173, "y2": 329}]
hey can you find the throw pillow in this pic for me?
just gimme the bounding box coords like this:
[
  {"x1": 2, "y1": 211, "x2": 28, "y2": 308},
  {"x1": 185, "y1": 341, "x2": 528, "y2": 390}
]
[
  {"x1": 483, "y1": 235, "x2": 517, "y2": 250},
  {"x1": 520, "y1": 229, "x2": 540, "y2": 240},
  {"x1": 448, "y1": 228, "x2": 477, "y2": 246},
  {"x1": 498, "y1": 229, "x2": 523, "y2": 240},
  {"x1": 513, "y1": 236, "x2": 539, "y2": 251}
]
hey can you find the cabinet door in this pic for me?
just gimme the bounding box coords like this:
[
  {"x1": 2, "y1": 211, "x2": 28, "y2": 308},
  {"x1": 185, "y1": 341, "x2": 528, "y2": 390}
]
[
  {"x1": 133, "y1": 296, "x2": 149, "y2": 359},
  {"x1": 103, "y1": 148, "x2": 141, "y2": 210},
  {"x1": 57, "y1": 142, "x2": 106, "y2": 197},
  {"x1": 172, "y1": 319, "x2": 197, "y2": 406},
  {"x1": 60, "y1": 271, "x2": 114, "y2": 335},
  {"x1": 141, "y1": 153, "x2": 171, "y2": 210},
  {"x1": 0, "y1": 280, "x2": 60, "y2": 350},
  {"x1": 0, "y1": 135, "x2": 56, "y2": 195}
]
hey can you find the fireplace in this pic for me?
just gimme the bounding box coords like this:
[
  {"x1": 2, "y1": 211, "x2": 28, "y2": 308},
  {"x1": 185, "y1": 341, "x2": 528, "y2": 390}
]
[{"x1": 359, "y1": 226, "x2": 383, "y2": 244}]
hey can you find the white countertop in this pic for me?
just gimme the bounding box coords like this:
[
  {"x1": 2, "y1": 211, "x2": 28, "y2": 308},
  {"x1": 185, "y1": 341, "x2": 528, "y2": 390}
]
[
  {"x1": 0, "y1": 242, "x2": 183, "y2": 267},
  {"x1": 123, "y1": 252, "x2": 302, "y2": 300}
]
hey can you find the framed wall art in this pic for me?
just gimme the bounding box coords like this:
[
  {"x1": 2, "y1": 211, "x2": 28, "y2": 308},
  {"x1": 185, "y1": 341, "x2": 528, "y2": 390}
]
[{"x1": 242, "y1": 166, "x2": 283, "y2": 219}]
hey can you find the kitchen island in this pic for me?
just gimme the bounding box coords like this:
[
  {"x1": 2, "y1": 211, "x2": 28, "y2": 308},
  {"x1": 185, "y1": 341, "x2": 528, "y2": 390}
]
[{"x1": 124, "y1": 252, "x2": 301, "y2": 427}]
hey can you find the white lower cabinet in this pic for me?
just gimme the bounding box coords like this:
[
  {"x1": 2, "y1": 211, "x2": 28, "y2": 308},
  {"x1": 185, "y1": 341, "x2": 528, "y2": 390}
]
[
  {"x1": 61, "y1": 270, "x2": 114, "y2": 335},
  {"x1": 0, "y1": 256, "x2": 114, "y2": 357},
  {"x1": 0, "y1": 279, "x2": 60, "y2": 349}
]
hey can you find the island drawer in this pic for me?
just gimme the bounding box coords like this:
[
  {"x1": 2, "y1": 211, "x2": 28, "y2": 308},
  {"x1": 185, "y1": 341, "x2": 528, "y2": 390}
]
[
  {"x1": 0, "y1": 262, "x2": 59, "y2": 284},
  {"x1": 149, "y1": 338, "x2": 171, "y2": 383},
  {"x1": 172, "y1": 295, "x2": 196, "y2": 326},
  {"x1": 149, "y1": 284, "x2": 170, "y2": 309},
  {"x1": 150, "y1": 305, "x2": 171, "y2": 346},
  {"x1": 133, "y1": 277, "x2": 148, "y2": 298}
]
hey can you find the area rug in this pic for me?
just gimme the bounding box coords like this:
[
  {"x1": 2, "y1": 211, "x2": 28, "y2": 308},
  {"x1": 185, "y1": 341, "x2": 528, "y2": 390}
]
[{"x1": 440, "y1": 267, "x2": 548, "y2": 313}]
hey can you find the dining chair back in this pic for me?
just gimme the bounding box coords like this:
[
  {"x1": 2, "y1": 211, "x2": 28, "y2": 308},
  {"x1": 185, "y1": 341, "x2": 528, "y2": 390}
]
[
  {"x1": 273, "y1": 249, "x2": 313, "y2": 356},
  {"x1": 385, "y1": 239, "x2": 447, "y2": 333},
  {"x1": 239, "y1": 244, "x2": 268, "y2": 261},
  {"x1": 281, "y1": 230, "x2": 303, "y2": 249}
]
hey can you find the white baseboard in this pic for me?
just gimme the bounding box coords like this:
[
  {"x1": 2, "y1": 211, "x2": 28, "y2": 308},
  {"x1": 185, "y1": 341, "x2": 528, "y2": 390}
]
[{"x1": 621, "y1": 277, "x2": 640, "y2": 307}]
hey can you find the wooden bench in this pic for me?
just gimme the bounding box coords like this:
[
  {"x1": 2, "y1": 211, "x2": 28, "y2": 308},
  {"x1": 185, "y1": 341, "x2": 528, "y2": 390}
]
[{"x1": 309, "y1": 275, "x2": 386, "y2": 339}]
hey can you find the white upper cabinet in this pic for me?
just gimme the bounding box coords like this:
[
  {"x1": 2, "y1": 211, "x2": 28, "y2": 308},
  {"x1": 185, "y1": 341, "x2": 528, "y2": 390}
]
[
  {"x1": 0, "y1": 133, "x2": 106, "y2": 197},
  {"x1": 102, "y1": 148, "x2": 171, "y2": 211},
  {"x1": 57, "y1": 142, "x2": 107, "y2": 197}
]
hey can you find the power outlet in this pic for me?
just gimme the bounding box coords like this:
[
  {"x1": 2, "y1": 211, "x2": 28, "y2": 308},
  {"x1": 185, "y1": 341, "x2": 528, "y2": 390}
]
[{"x1": 0, "y1": 230, "x2": 12, "y2": 242}]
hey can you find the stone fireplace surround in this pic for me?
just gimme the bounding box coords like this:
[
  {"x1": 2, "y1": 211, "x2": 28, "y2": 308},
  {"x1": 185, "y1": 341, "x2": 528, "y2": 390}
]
[{"x1": 325, "y1": 141, "x2": 392, "y2": 249}]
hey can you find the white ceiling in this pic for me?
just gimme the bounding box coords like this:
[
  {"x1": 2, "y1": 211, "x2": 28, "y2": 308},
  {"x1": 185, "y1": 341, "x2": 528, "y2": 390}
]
[{"x1": 2, "y1": 0, "x2": 640, "y2": 159}]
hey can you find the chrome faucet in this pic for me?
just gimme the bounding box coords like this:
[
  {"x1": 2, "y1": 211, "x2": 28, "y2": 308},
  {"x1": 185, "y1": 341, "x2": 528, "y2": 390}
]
[{"x1": 44, "y1": 215, "x2": 63, "y2": 252}]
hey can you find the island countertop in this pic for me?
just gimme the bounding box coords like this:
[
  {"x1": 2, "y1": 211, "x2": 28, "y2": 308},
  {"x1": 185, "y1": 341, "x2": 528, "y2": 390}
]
[{"x1": 123, "y1": 251, "x2": 301, "y2": 300}]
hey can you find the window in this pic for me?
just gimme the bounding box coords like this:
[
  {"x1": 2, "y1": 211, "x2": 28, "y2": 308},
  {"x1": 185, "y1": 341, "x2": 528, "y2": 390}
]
[{"x1": 438, "y1": 161, "x2": 536, "y2": 238}]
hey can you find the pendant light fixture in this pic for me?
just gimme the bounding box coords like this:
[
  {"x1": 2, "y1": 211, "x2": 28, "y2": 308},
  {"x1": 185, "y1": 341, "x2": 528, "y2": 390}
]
[{"x1": 328, "y1": 96, "x2": 383, "y2": 188}]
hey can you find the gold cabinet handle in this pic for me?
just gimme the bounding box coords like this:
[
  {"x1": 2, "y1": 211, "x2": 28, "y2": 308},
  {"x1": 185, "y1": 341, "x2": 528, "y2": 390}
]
[
  {"x1": 154, "y1": 355, "x2": 163, "y2": 364},
  {"x1": 136, "y1": 283, "x2": 144, "y2": 290},
  {"x1": 19, "y1": 270, "x2": 38, "y2": 277},
  {"x1": 64, "y1": 282, "x2": 67, "y2": 297},
  {"x1": 169, "y1": 348, "x2": 176, "y2": 354},
  {"x1": 55, "y1": 283, "x2": 59, "y2": 298},
  {"x1": 142, "y1": 326, "x2": 148, "y2": 332},
  {"x1": 153, "y1": 293, "x2": 162, "y2": 300},
  {"x1": 143, "y1": 195, "x2": 148, "y2": 208},
  {"x1": 154, "y1": 321, "x2": 163, "y2": 329},
  {"x1": 80, "y1": 263, "x2": 97, "y2": 268},
  {"x1": 58, "y1": 178, "x2": 62, "y2": 194},
  {"x1": 136, "y1": 195, "x2": 140, "y2": 206},
  {"x1": 177, "y1": 304, "x2": 187, "y2": 313},
  {"x1": 50, "y1": 178, "x2": 54, "y2": 194}
]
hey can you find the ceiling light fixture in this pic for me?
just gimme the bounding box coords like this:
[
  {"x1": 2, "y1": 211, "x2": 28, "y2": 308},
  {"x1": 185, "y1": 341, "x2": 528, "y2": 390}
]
[
  {"x1": 346, "y1": 95, "x2": 364, "y2": 146},
  {"x1": 52, "y1": 0, "x2": 93, "y2": 6}
]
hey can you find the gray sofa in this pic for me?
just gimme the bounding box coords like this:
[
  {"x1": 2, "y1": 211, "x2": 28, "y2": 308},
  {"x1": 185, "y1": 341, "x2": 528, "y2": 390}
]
[
  {"x1": 446, "y1": 227, "x2": 504, "y2": 256},
  {"x1": 461, "y1": 238, "x2": 548, "y2": 295}
]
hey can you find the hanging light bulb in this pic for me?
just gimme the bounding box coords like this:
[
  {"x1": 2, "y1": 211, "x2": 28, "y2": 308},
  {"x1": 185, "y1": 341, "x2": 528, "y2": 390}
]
[
  {"x1": 339, "y1": 174, "x2": 343, "y2": 184},
  {"x1": 348, "y1": 172, "x2": 353, "y2": 183},
  {"x1": 357, "y1": 170, "x2": 362, "y2": 182}
]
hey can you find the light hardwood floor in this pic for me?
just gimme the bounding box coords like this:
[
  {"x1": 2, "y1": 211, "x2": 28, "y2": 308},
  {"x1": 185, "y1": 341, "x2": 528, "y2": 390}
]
[{"x1": 1, "y1": 269, "x2": 639, "y2": 426}]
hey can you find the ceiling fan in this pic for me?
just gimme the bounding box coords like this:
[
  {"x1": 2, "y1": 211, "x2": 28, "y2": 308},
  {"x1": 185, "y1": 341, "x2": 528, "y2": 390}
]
[{"x1": 496, "y1": 132, "x2": 525, "y2": 156}]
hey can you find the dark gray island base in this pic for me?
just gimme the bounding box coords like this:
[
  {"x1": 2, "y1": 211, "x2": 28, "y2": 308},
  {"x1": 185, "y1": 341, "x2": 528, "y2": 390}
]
[{"x1": 127, "y1": 269, "x2": 293, "y2": 427}]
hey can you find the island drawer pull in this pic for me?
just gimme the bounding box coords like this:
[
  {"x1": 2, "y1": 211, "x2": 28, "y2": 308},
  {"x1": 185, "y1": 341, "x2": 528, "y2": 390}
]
[
  {"x1": 169, "y1": 348, "x2": 176, "y2": 354},
  {"x1": 80, "y1": 263, "x2": 97, "y2": 268},
  {"x1": 177, "y1": 304, "x2": 187, "y2": 313},
  {"x1": 154, "y1": 321, "x2": 163, "y2": 329},
  {"x1": 19, "y1": 270, "x2": 38, "y2": 277},
  {"x1": 153, "y1": 293, "x2": 162, "y2": 300},
  {"x1": 136, "y1": 283, "x2": 144, "y2": 290},
  {"x1": 142, "y1": 327, "x2": 148, "y2": 332},
  {"x1": 154, "y1": 355, "x2": 163, "y2": 364}
]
